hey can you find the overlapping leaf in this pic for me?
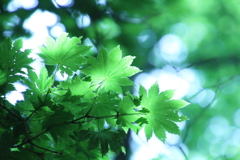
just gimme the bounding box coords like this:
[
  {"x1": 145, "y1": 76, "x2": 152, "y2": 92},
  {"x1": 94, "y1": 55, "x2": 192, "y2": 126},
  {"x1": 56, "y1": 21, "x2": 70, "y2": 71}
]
[
  {"x1": 139, "y1": 83, "x2": 189, "y2": 141},
  {"x1": 0, "y1": 69, "x2": 7, "y2": 86},
  {"x1": 42, "y1": 109, "x2": 75, "y2": 142},
  {"x1": 88, "y1": 92, "x2": 120, "y2": 127},
  {"x1": 60, "y1": 76, "x2": 97, "y2": 98},
  {"x1": 82, "y1": 46, "x2": 141, "y2": 93},
  {"x1": 23, "y1": 67, "x2": 53, "y2": 95},
  {"x1": 116, "y1": 96, "x2": 139, "y2": 132},
  {"x1": 38, "y1": 33, "x2": 91, "y2": 75},
  {"x1": 79, "y1": 129, "x2": 125, "y2": 156},
  {"x1": 0, "y1": 38, "x2": 33, "y2": 83}
]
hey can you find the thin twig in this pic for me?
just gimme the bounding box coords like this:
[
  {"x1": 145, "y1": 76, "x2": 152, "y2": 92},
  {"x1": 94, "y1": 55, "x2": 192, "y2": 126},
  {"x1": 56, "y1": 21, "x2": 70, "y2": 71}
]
[
  {"x1": 178, "y1": 145, "x2": 188, "y2": 160},
  {"x1": 29, "y1": 142, "x2": 62, "y2": 155},
  {"x1": 71, "y1": 112, "x2": 144, "y2": 124},
  {"x1": 0, "y1": 103, "x2": 22, "y2": 121},
  {"x1": 25, "y1": 88, "x2": 51, "y2": 121},
  {"x1": 17, "y1": 129, "x2": 49, "y2": 147},
  {"x1": 182, "y1": 87, "x2": 220, "y2": 143}
]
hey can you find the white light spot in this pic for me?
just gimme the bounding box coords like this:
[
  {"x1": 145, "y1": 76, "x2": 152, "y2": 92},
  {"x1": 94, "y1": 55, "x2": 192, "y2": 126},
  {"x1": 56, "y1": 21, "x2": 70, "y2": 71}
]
[
  {"x1": 160, "y1": 34, "x2": 182, "y2": 55},
  {"x1": 76, "y1": 14, "x2": 91, "y2": 28},
  {"x1": 55, "y1": 0, "x2": 73, "y2": 6},
  {"x1": 22, "y1": 0, "x2": 38, "y2": 10},
  {"x1": 55, "y1": 71, "x2": 68, "y2": 81},
  {"x1": 154, "y1": 34, "x2": 188, "y2": 62},
  {"x1": 24, "y1": 9, "x2": 58, "y2": 33},
  {"x1": 134, "y1": 66, "x2": 199, "y2": 99},
  {"x1": 50, "y1": 23, "x2": 66, "y2": 38},
  {"x1": 96, "y1": 0, "x2": 106, "y2": 5},
  {"x1": 7, "y1": 0, "x2": 38, "y2": 12}
]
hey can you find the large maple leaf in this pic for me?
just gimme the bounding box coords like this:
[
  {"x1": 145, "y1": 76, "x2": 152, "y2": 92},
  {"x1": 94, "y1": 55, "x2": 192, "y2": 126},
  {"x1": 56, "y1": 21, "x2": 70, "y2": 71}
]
[
  {"x1": 139, "y1": 83, "x2": 189, "y2": 142},
  {"x1": 38, "y1": 33, "x2": 91, "y2": 75},
  {"x1": 82, "y1": 46, "x2": 141, "y2": 93}
]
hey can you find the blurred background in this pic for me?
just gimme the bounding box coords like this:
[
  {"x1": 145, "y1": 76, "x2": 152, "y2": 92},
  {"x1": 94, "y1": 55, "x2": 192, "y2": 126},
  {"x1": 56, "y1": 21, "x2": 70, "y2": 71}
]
[{"x1": 1, "y1": 0, "x2": 240, "y2": 159}]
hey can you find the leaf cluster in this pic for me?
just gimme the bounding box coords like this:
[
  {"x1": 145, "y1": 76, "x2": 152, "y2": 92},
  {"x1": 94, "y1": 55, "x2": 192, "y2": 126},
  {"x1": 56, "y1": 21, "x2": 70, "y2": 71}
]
[{"x1": 0, "y1": 33, "x2": 188, "y2": 159}]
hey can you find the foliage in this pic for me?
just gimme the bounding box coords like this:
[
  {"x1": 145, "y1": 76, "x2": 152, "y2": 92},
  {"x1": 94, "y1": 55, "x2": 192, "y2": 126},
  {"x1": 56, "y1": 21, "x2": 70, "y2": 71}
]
[
  {"x1": 0, "y1": 33, "x2": 188, "y2": 159},
  {"x1": 2, "y1": 0, "x2": 240, "y2": 159}
]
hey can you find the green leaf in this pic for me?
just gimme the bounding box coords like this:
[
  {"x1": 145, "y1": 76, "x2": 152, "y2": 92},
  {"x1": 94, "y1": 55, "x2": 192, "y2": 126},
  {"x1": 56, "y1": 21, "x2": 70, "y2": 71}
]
[
  {"x1": 116, "y1": 96, "x2": 139, "y2": 132},
  {"x1": 0, "y1": 69, "x2": 7, "y2": 86},
  {"x1": 11, "y1": 148, "x2": 42, "y2": 160},
  {"x1": 42, "y1": 109, "x2": 75, "y2": 142},
  {"x1": 88, "y1": 92, "x2": 120, "y2": 127},
  {"x1": 82, "y1": 46, "x2": 141, "y2": 93},
  {"x1": 0, "y1": 37, "x2": 33, "y2": 83},
  {"x1": 60, "y1": 76, "x2": 97, "y2": 98},
  {"x1": 38, "y1": 32, "x2": 91, "y2": 75},
  {"x1": 23, "y1": 67, "x2": 53, "y2": 95},
  {"x1": 79, "y1": 129, "x2": 126, "y2": 156},
  {"x1": 139, "y1": 83, "x2": 189, "y2": 141},
  {"x1": 0, "y1": 131, "x2": 11, "y2": 160}
]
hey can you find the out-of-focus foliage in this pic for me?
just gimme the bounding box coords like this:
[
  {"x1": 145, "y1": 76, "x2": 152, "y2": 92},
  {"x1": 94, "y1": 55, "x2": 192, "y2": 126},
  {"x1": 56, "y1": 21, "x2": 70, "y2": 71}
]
[{"x1": 1, "y1": 0, "x2": 240, "y2": 159}]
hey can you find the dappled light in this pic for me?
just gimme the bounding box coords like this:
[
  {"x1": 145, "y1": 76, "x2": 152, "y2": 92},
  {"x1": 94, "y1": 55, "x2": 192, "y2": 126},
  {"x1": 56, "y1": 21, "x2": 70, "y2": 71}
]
[{"x1": 1, "y1": 0, "x2": 240, "y2": 159}]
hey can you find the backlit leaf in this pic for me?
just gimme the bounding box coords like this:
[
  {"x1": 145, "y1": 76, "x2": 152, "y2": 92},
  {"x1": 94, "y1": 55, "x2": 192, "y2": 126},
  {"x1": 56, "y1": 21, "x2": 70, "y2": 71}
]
[
  {"x1": 23, "y1": 67, "x2": 53, "y2": 95},
  {"x1": 38, "y1": 33, "x2": 91, "y2": 75},
  {"x1": 140, "y1": 83, "x2": 189, "y2": 141},
  {"x1": 82, "y1": 46, "x2": 141, "y2": 93}
]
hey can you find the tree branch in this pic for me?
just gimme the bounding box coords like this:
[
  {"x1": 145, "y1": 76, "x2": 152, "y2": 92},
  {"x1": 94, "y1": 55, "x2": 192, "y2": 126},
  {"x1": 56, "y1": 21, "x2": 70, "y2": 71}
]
[
  {"x1": 182, "y1": 86, "x2": 220, "y2": 143},
  {"x1": 71, "y1": 112, "x2": 144, "y2": 124},
  {"x1": 0, "y1": 103, "x2": 22, "y2": 121},
  {"x1": 29, "y1": 142, "x2": 62, "y2": 155},
  {"x1": 25, "y1": 88, "x2": 51, "y2": 121}
]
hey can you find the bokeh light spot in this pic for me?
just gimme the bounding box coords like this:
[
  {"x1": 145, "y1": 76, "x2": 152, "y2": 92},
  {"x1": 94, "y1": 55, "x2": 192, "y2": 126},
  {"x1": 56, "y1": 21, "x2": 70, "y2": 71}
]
[
  {"x1": 76, "y1": 14, "x2": 91, "y2": 28},
  {"x1": 55, "y1": 0, "x2": 74, "y2": 7},
  {"x1": 138, "y1": 29, "x2": 156, "y2": 48},
  {"x1": 50, "y1": 23, "x2": 66, "y2": 38},
  {"x1": 154, "y1": 34, "x2": 188, "y2": 63},
  {"x1": 7, "y1": 0, "x2": 38, "y2": 12}
]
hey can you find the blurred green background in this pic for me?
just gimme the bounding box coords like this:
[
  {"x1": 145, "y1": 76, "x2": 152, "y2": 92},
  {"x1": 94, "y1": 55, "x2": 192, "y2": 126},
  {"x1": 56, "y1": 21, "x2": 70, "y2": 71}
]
[{"x1": 1, "y1": 0, "x2": 240, "y2": 159}]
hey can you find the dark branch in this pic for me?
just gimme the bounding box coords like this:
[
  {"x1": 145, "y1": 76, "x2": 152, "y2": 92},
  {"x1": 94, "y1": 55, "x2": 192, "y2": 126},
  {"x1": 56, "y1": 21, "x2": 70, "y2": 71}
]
[
  {"x1": 0, "y1": 103, "x2": 22, "y2": 121},
  {"x1": 29, "y1": 142, "x2": 62, "y2": 155}
]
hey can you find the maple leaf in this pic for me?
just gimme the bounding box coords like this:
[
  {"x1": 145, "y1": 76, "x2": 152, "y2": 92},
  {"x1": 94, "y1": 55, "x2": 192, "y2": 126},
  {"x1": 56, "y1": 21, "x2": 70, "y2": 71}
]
[
  {"x1": 42, "y1": 109, "x2": 75, "y2": 142},
  {"x1": 82, "y1": 46, "x2": 141, "y2": 93},
  {"x1": 38, "y1": 33, "x2": 91, "y2": 75},
  {"x1": 79, "y1": 129, "x2": 125, "y2": 156},
  {"x1": 23, "y1": 67, "x2": 53, "y2": 95},
  {"x1": 88, "y1": 92, "x2": 120, "y2": 127},
  {"x1": 139, "y1": 83, "x2": 189, "y2": 142},
  {"x1": 0, "y1": 69, "x2": 7, "y2": 86},
  {"x1": 0, "y1": 38, "x2": 33, "y2": 83},
  {"x1": 60, "y1": 76, "x2": 97, "y2": 98},
  {"x1": 116, "y1": 96, "x2": 140, "y2": 132}
]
